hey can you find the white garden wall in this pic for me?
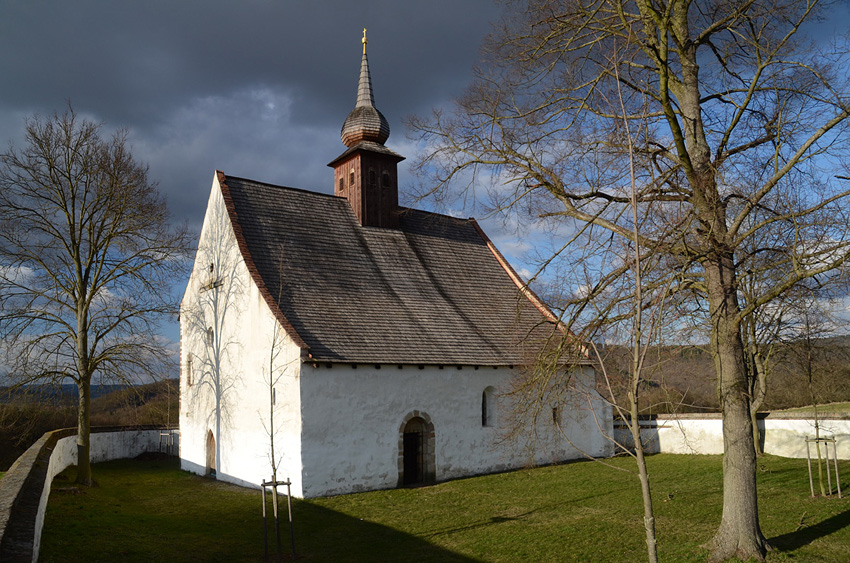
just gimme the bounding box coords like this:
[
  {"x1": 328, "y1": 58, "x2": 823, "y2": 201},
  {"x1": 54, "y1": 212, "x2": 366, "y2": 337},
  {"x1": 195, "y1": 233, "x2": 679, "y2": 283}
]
[
  {"x1": 0, "y1": 427, "x2": 172, "y2": 562},
  {"x1": 614, "y1": 414, "x2": 850, "y2": 459}
]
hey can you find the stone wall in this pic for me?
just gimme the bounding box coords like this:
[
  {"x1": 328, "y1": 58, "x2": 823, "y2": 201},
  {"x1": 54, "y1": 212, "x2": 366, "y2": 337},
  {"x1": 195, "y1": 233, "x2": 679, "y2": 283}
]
[
  {"x1": 614, "y1": 414, "x2": 850, "y2": 459},
  {"x1": 0, "y1": 426, "x2": 174, "y2": 562}
]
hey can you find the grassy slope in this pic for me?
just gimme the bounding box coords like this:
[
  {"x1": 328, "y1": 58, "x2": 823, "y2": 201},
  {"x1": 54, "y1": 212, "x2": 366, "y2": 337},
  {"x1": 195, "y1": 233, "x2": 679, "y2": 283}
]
[
  {"x1": 40, "y1": 454, "x2": 850, "y2": 562},
  {"x1": 775, "y1": 402, "x2": 850, "y2": 415}
]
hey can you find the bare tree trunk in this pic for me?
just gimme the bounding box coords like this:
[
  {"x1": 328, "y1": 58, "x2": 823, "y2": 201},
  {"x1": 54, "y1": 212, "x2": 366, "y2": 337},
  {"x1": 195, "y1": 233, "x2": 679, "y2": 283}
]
[
  {"x1": 75, "y1": 379, "x2": 92, "y2": 486},
  {"x1": 630, "y1": 401, "x2": 658, "y2": 563},
  {"x1": 705, "y1": 262, "x2": 768, "y2": 561},
  {"x1": 806, "y1": 337, "x2": 826, "y2": 496}
]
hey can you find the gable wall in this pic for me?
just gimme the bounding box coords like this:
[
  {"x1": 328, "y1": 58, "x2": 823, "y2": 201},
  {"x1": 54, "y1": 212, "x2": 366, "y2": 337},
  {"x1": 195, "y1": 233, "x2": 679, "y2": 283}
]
[
  {"x1": 298, "y1": 363, "x2": 611, "y2": 498},
  {"x1": 180, "y1": 175, "x2": 305, "y2": 495}
]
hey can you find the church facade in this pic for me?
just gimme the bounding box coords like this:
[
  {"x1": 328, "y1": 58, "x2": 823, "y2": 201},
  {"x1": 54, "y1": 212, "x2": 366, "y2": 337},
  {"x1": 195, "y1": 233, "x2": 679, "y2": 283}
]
[{"x1": 179, "y1": 34, "x2": 612, "y2": 498}]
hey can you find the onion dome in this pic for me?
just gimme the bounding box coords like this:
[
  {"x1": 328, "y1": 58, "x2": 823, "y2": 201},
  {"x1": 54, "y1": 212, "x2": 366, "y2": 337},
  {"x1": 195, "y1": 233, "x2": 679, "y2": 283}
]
[{"x1": 341, "y1": 29, "x2": 390, "y2": 147}]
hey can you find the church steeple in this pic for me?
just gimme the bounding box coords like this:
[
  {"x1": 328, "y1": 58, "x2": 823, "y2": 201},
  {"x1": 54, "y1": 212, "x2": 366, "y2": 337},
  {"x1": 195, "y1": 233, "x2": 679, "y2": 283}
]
[
  {"x1": 341, "y1": 29, "x2": 390, "y2": 147},
  {"x1": 329, "y1": 29, "x2": 404, "y2": 229}
]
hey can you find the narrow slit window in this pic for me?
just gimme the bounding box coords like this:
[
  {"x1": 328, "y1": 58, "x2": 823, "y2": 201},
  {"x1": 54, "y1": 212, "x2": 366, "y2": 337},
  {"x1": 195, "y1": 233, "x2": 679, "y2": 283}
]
[{"x1": 482, "y1": 387, "x2": 496, "y2": 427}]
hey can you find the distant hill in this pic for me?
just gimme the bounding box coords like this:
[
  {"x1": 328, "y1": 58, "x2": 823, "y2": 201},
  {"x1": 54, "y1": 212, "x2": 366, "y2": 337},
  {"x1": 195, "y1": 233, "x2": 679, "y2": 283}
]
[
  {"x1": 0, "y1": 379, "x2": 178, "y2": 471},
  {"x1": 0, "y1": 383, "x2": 132, "y2": 404}
]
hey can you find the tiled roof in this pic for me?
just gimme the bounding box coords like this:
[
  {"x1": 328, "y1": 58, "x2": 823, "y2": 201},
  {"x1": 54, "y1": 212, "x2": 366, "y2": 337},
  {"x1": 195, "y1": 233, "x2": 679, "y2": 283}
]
[{"x1": 219, "y1": 172, "x2": 570, "y2": 365}]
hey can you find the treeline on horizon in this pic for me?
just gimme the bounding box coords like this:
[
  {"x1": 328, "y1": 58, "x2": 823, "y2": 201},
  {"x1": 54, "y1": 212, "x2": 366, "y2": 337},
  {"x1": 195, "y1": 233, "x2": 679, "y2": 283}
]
[{"x1": 597, "y1": 336, "x2": 850, "y2": 414}]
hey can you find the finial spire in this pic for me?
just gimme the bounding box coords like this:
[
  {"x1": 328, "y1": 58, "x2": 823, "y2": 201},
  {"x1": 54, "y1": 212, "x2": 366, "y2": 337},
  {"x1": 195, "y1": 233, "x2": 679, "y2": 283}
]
[{"x1": 340, "y1": 29, "x2": 390, "y2": 147}]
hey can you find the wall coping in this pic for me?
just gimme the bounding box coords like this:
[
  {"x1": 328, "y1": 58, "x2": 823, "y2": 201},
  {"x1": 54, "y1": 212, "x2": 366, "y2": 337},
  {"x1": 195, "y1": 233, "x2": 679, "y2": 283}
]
[{"x1": 615, "y1": 412, "x2": 850, "y2": 423}]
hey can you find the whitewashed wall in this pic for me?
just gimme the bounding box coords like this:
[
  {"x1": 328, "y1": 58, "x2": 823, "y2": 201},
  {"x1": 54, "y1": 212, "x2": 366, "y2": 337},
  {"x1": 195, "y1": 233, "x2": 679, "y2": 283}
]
[
  {"x1": 180, "y1": 174, "x2": 304, "y2": 496},
  {"x1": 615, "y1": 415, "x2": 850, "y2": 459},
  {"x1": 299, "y1": 364, "x2": 612, "y2": 497}
]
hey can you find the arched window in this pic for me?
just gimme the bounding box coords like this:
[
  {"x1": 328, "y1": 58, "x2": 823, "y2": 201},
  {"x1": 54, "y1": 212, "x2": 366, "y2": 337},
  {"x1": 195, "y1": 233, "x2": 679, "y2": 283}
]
[
  {"x1": 369, "y1": 168, "x2": 377, "y2": 185},
  {"x1": 338, "y1": 177, "x2": 344, "y2": 193},
  {"x1": 382, "y1": 171, "x2": 391, "y2": 188},
  {"x1": 349, "y1": 170, "x2": 355, "y2": 186},
  {"x1": 482, "y1": 386, "x2": 496, "y2": 427}
]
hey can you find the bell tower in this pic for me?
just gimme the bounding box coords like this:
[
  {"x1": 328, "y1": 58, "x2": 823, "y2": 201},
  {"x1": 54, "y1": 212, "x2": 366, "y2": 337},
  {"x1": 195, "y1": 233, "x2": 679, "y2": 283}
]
[{"x1": 328, "y1": 29, "x2": 404, "y2": 228}]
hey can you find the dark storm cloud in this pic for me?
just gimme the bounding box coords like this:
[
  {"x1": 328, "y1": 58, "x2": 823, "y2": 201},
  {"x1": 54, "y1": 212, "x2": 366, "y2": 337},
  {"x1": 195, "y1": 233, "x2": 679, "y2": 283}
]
[{"x1": 0, "y1": 0, "x2": 501, "y2": 229}]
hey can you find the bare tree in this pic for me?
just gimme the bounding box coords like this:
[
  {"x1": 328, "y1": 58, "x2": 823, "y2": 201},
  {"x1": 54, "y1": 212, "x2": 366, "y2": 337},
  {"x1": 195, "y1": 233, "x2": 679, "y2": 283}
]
[
  {"x1": 0, "y1": 107, "x2": 190, "y2": 485},
  {"x1": 778, "y1": 290, "x2": 846, "y2": 495},
  {"x1": 411, "y1": 1, "x2": 850, "y2": 560},
  {"x1": 740, "y1": 270, "x2": 849, "y2": 455}
]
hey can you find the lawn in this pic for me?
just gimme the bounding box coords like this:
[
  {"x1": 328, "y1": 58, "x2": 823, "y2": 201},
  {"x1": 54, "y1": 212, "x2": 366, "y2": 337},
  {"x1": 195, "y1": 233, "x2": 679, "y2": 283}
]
[
  {"x1": 775, "y1": 402, "x2": 850, "y2": 415},
  {"x1": 40, "y1": 454, "x2": 850, "y2": 562}
]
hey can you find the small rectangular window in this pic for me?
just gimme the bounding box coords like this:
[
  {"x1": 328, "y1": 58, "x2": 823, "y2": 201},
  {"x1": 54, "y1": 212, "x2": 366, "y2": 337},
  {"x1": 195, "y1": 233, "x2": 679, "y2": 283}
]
[{"x1": 187, "y1": 355, "x2": 193, "y2": 386}]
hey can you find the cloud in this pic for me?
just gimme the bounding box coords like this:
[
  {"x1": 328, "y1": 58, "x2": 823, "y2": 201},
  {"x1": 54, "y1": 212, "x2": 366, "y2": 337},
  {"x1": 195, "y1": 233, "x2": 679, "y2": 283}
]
[{"x1": 0, "y1": 0, "x2": 505, "y2": 351}]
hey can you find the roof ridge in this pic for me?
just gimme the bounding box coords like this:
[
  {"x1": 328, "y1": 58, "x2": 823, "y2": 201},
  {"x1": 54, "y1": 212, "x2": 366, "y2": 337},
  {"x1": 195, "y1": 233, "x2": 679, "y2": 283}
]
[
  {"x1": 398, "y1": 206, "x2": 474, "y2": 222},
  {"x1": 223, "y1": 173, "x2": 344, "y2": 200}
]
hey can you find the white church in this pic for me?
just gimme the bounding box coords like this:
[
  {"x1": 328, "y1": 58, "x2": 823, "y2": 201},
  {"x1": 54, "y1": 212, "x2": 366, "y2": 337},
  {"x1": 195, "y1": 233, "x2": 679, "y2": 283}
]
[{"x1": 179, "y1": 33, "x2": 612, "y2": 498}]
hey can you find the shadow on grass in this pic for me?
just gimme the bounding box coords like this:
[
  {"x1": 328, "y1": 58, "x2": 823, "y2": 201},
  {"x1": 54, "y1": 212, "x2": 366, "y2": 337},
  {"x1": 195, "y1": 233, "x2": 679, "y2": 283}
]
[
  {"x1": 769, "y1": 508, "x2": 850, "y2": 553},
  {"x1": 295, "y1": 502, "x2": 482, "y2": 562},
  {"x1": 40, "y1": 458, "x2": 482, "y2": 563}
]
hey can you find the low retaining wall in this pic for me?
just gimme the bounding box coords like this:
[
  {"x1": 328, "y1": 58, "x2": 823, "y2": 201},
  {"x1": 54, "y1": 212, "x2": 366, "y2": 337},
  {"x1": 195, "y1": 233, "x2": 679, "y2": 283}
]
[
  {"x1": 0, "y1": 426, "x2": 176, "y2": 562},
  {"x1": 614, "y1": 414, "x2": 850, "y2": 459}
]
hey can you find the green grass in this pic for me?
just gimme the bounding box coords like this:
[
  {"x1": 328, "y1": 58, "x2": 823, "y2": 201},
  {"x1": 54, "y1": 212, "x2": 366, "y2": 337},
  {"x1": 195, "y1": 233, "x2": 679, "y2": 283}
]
[
  {"x1": 774, "y1": 402, "x2": 850, "y2": 415},
  {"x1": 39, "y1": 454, "x2": 850, "y2": 562}
]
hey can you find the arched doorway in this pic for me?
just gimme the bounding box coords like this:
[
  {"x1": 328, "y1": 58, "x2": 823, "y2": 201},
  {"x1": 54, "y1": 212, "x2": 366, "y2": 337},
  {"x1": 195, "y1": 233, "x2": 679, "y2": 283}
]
[
  {"x1": 398, "y1": 411, "x2": 435, "y2": 487},
  {"x1": 403, "y1": 417, "x2": 426, "y2": 485},
  {"x1": 206, "y1": 430, "x2": 216, "y2": 478}
]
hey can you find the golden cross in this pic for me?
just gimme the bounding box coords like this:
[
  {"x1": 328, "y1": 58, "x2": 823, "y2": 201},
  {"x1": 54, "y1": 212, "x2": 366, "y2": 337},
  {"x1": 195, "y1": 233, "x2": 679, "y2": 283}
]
[{"x1": 362, "y1": 28, "x2": 368, "y2": 54}]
